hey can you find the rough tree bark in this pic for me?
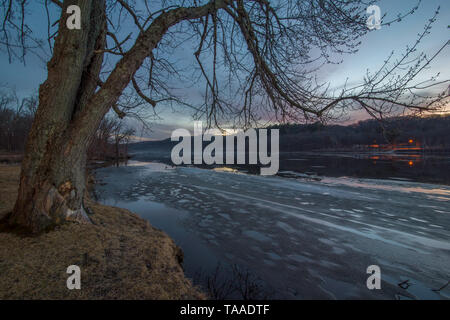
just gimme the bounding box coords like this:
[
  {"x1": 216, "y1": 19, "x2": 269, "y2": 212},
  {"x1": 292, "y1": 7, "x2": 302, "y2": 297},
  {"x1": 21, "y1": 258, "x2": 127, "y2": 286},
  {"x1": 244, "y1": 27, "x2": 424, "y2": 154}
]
[{"x1": 9, "y1": 0, "x2": 107, "y2": 233}]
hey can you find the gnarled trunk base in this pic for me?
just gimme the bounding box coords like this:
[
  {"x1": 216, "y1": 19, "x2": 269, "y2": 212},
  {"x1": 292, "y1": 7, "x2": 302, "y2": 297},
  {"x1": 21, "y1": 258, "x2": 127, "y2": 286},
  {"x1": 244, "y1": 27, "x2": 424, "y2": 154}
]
[
  {"x1": 10, "y1": 154, "x2": 92, "y2": 233},
  {"x1": 10, "y1": 180, "x2": 91, "y2": 233}
]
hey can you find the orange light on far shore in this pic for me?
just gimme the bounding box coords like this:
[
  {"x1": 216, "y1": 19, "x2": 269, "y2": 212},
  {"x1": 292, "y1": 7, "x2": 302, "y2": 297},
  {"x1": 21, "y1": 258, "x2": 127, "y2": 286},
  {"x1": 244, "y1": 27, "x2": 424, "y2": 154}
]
[
  {"x1": 408, "y1": 139, "x2": 414, "y2": 144},
  {"x1": 408, "y1": 161, "x2": 414, "y2": 166}
]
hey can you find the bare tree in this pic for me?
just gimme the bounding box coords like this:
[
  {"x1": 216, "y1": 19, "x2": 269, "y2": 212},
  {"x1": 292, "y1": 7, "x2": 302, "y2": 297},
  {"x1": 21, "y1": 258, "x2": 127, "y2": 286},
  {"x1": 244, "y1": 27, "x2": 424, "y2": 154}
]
[
  {"x1": 87, "y1": 116, "x2": 135, "y2": 164},
  {"x1": 0, "y1": 88, "x2": 37, "y2": 152},
  {"x1": 87, "y1": 116, "x2": 116, "y2": 160},
  {"x1": 111, "y1": 120, "x2": 135, "y2": 166},
  {"x1": 1, "y1": 0, "x2": 448, "y2": 232}
]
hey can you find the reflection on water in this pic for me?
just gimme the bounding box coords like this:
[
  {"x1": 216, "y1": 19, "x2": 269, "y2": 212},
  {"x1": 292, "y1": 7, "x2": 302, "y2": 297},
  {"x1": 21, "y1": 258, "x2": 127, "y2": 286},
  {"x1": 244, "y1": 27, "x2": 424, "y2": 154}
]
[
  {"x1": 212, "y1": 167, "x2": 240, "y2": 173},
  {"x1": 319, "y1": 177, "x2": 450, "y2": 198},
  {"x1": 130, "y1": 149, "x2": 450, "y2": 185},
  {"x1": 275, "y1": 152, "x2": 450, "y2": 185}
]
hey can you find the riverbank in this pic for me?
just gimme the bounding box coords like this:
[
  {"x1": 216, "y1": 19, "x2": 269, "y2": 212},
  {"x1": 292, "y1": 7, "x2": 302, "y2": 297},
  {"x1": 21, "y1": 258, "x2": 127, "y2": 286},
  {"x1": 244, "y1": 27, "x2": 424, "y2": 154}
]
[
  {"x1": 0, "y1": 152, "x2": 23, "y2": 164},
  {"x1": 0, "y1": 164, "x2": 203, "y2": 299}
]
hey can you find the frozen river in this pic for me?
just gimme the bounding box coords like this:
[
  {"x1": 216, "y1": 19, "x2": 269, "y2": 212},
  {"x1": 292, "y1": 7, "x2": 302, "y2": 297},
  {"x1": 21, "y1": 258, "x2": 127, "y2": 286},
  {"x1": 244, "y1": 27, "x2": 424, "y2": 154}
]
[{"x1": 94, "y1": 161, "x2": 450, "y2": 299}]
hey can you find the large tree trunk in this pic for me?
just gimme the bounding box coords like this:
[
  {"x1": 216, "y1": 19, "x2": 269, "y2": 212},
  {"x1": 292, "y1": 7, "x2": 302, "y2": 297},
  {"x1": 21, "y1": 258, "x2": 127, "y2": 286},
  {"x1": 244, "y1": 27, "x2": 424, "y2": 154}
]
[{"x1": 9, "y1": 0, "x2": 107, "y2": 233}]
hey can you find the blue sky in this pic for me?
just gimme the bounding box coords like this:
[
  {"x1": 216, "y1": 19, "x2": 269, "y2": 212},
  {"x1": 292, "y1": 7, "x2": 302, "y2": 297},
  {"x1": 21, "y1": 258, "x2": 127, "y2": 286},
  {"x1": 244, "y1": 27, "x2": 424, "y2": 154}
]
[{"x1": 0, "y1": 0, "x2": 449, "y2": 140}]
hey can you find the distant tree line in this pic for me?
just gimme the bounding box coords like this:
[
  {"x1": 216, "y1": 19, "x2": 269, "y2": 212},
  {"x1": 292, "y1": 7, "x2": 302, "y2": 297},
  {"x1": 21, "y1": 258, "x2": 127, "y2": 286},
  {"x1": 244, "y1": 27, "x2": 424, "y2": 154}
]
[
  {"x1": 0, "y1": 90, "x2": 135, "y2": 163},
  {"x1": 3, "y1": 87, "x2": 449, "y2": 156},
  {"x1": 0, "y1": 90, "x2": 37, "y2": 152},
  {"x1": 87, "y1": 116, "x2": 135, "y2": 165},
  {"x1": 269, "y1": 115, "x2": 450, "y2": 152}
]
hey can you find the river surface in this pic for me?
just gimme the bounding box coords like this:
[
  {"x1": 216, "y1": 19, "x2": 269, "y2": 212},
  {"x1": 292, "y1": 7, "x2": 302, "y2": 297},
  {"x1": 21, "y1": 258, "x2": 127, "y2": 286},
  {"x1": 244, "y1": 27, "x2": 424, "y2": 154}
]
[{"x1": 94, "y1": 155, "x2": 450, "y2": 300}]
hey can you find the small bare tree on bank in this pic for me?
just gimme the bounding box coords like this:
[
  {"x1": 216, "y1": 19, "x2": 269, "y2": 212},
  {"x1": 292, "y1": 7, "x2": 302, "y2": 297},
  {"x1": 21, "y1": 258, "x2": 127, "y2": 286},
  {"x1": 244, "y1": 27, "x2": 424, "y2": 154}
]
[
  {"x1": 0, "y1": 88, "x2": 37, "y2": 153},
  {"x1": 88, "y1": 117, "x2": 135, "y2": 164},
  {"x1": 1, "y1": 0, "x2": 448, "y2": 232},
  {"x1": 111, "y1": 120, "x2": 135, "y2": 166},
  {"x1": 88, "y1": 117, "x2": 117, "y2": 160}
]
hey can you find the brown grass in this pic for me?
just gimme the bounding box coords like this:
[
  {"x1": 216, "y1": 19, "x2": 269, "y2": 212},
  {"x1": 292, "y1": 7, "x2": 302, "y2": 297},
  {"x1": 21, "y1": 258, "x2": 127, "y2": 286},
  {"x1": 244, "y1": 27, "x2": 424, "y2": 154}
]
[
  {"x1": 0, "y1": 165, "x2": 204, "y2": 299},
  {"x1": 0, "y1": 153, "x2": 23, "y2": 165}
]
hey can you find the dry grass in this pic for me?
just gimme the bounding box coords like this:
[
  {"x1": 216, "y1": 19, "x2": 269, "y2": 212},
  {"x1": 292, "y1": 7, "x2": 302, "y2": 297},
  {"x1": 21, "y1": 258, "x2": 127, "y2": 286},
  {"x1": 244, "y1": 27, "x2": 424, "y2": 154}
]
[
  {"x1": 0, "y1": 165, "x2": 204, "y2": 299},
  {"x1": 0, "y1": 153, "x2": 23, "y2": 165}
]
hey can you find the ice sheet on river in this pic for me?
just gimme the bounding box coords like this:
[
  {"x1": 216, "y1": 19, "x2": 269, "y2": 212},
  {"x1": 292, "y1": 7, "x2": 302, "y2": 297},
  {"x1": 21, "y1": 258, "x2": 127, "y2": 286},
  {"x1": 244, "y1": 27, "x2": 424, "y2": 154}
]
[{"x1": 95, "y1": 163, "x2": 450, "y2": 299}]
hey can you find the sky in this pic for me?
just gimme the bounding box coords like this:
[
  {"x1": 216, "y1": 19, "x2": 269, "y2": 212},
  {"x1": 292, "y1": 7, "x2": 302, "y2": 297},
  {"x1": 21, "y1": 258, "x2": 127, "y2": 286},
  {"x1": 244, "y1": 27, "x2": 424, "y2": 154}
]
[{"x1": 0, "y1": 0, "x2": 449, "y2": 140}]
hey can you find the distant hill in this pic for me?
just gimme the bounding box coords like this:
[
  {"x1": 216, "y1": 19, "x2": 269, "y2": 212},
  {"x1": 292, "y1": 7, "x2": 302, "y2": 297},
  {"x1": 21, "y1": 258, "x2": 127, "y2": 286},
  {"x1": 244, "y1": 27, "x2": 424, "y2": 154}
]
[
  {"x1": 129, "y1": 138, "x2": 175, "y2": 152},
  {"x1": 129, "y1": 115, "x2": 450, "y2": 154},
  {"x1": 269, "y1": 115, "x2": 450, "y2": 152},
  {"x1": 128, "y1": 138, "x2": 176, "y2": 162}
]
